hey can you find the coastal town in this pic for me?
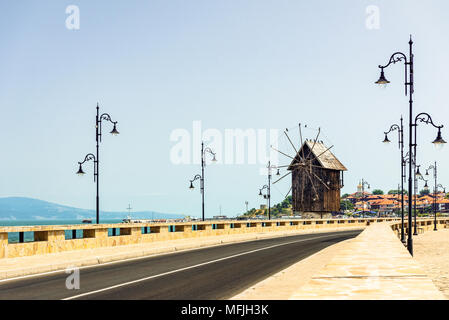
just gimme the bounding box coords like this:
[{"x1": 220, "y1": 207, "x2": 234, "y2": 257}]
[{"x1": 343, "y1": 182, "x2": 449, "y2": 217}]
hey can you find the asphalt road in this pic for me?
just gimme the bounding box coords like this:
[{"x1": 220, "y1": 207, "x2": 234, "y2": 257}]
[{"x1": 0, "y1": 229, "x2": 361, "y2": 300}]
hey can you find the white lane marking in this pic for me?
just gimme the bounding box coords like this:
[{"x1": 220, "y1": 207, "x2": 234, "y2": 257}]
[
  {"x1": 62, "y1": 233, "x2": 352, "y2": 300},
  {"x1": 0, "y1": 230, "x2": 359, "y2": 284}
]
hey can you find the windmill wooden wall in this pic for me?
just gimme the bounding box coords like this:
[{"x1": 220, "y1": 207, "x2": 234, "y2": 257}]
[{"x1": 289, "y1": 141, "x2": 347, "y2": 214}]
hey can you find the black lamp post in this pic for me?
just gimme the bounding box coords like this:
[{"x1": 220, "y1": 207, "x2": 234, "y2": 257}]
[
  {"x1": 76, "y1": 103, "x2": 119, "y2": 224},
  {"x1": 375, "y1": 36, "x2": 447, "y2": 255},
  {"x1": 189, "y1": 141, "x2": 217, "y2": 221},
  {"x1": 425, "y1": 162, "x2": 439, "y2": 231},
  {"x1": 413, "y1": 164, "x2": 423, "y2": 235},
  {"x1": 259, "y1": 185, "x2": 269, "y2": 219},
  {"x1": 436, "y1": 184, "x2": 446, "y2": 216},
  {"x1": 413, "y1": 111, "x2": 446, "y2": 231},
  {"x1": 259, "y1": 161, "x2": 280, "y2": 220},
  {"x1": 383, "y1": 117, "x2": 405, "y2": 241},
  {"x1": 417, "y1": 175, "x2": 430, "y2": 220},
  {"x1": 360, "y1": 179, "x2": 370, "y2": 218},
  {"x1": 403, "y1": 153, "x2": 419, "y2": 236},
  {"x1": 375, "y1": 36, "x2": 415, "y2": 254}
]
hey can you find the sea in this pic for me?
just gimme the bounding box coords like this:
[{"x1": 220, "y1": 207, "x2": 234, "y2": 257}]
[{"x1": 0, "y1": 219, "x2": 123, "y2": 243}]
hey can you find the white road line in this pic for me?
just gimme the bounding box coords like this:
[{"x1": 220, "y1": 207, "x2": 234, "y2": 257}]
[{"x1": 62, "y1": 233, "x2": 349, "y2": 300}]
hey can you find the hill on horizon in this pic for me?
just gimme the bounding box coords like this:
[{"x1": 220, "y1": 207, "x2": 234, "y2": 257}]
[{"x1": 0, "y1": 197, "x2": 184, "y2": 221}]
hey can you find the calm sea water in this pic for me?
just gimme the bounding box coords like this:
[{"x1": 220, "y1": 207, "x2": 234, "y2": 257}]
[{"x1": 0, "y1": 219, "x2": 123, "y2": 243}]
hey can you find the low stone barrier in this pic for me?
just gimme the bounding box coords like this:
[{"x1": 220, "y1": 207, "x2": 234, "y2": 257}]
[
  {"x1": 289, "y1": 218, "x2": 449, "y2": 300},
  {"x1": 0, "y1": 218, "x2": 398, "y2": 259},
  {"x1": 390, "y1": 218, "x2": 449, "y2": 237}
]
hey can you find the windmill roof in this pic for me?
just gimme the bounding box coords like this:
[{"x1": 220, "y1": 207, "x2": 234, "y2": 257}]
[{"x1": 289, "y1": 140, "x2": 347, "y2": 171}]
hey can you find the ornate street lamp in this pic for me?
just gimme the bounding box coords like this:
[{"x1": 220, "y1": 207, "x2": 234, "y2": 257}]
[
  {"x1": 76, "y1": 103, "x2": 119, "y2": 224},
  {"x1": 403, "y1": 153, "x2": 419, "y2": 236},
  {"x1": 189, "y1": 142, "x2": 217, "y2": 221},
  {"x1": 360, "y1": 179, "x2": 370, "y2": 218},
  {"x1": 258, "y1": 184, "x2": 269, "y2": 219},
  {"x1": 375, "y1": 36, "x2": 446, "y2": 255},
  {"x1": 383, "y1": 117, "x2": 405, "y2": 241},
  {"x1": 425, "y1": 162, "x2": 439, "y2": 231},
  {"x1": 258, "y1": 161, "x2": 280, "y2": 220},
  {"x1": 375, "y1": 36, "x2": 415, "y2": 254}
]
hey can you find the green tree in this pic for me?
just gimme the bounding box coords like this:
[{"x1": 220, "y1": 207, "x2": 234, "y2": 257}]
[
  {"x1": 342, "y1": 193, "x2": 350, "y2": 198},
  {"x1": 420, "y1": 189, "x2": 430, "y2": 196},
  {"x1": 340, "y1": 199, "x2": 354, "y2": 211},
  {"x1": 388, "y1": 189, "x2": 408, "y2": 195},
  {"x1": 372, "y1": 189, "x2": 384, "y2": 195}
]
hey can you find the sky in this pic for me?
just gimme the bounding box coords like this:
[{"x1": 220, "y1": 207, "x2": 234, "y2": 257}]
[{"x1": 1, "y1": 0, "x2": 449, "y2": 218}]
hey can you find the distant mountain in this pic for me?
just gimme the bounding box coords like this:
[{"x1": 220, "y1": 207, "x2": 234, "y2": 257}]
[{"x1": 0, "y1": 197, "x2": 184, "y2": 221}]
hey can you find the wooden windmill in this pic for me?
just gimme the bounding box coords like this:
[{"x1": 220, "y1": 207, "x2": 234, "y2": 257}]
[{"x1": 272, "y1": 125, "x2": 347, "y2": 218}]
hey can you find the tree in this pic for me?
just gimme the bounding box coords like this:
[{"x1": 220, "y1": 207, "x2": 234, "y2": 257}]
[
  {"x1": 388, "y1": 189, "x2": 408, "y2": 195},
  {"x1": 340, "y1": 199, "x2": 354, "y2": 211},
  {"x1": 420, "y1": 189, "x2": 430, "y2": 196},
  {"x1": 342, "y1": 193, "x2": 350, "y2": 198},
  {"x1": 372, "y1": 189, "x2": 384, "y2": 195}
]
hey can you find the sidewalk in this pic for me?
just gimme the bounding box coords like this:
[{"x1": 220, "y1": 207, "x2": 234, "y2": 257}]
[
  {"x1": 0, "y1": 226, "x2": 363, "y2": 281},
  {"x1": 414, "y1": 228, "x2": 449, "y2": 299},
  {"x1": 289, "y1": 223, "x2": 446, "y2": 300}
]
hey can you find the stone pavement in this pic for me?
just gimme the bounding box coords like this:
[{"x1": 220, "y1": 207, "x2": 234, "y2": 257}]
[
  {"x1": 414, "y1": 228, "x2": 449, "y2": 299},
  {"x1": 289, "y1": 223, "x2": 446, "y2": 300},
  {"x1": 0, "y1": 226, "x2": 363, "y2": 281}
]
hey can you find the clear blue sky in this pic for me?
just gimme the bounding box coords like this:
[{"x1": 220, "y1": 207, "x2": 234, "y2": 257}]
[{"x1": 1, "y1": 1, "x2": 449, "y2": 218}]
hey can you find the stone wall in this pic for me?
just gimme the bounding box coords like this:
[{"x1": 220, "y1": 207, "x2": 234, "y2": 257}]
[{"x1": 0, "y1": 218, "x2": 398, "y2": 259}]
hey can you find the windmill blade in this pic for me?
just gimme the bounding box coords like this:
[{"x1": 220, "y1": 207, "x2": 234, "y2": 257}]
[
  {"x1": 305, "y1": 169, "x2": 320, "y2": 201},
  {"x1": 275, "y1": 164, "x2": 293, "y2": 169},
  {"x1": 299, "y1": 123, "x2": 306, "y2": 162},
  {"x1": 284, "y1": 129, "x2": 298, "y2": 155},
  {"x1": 285, "y1": 185, "x2": 292, "y2": 199},
  {"x1": 281, "y1": 162, "x2": 323, "y2": 170},
  {"x1": 307, "y1": 127, "x2": 321, "y2": 161},
  {"x1": 315, "y1": 145, "x2": 334, "y2": 160},
  {"x1": 271, "y1": 145, "x2": 295, "y2": 161},
  {"x1": 310, "y1": 170, "x2": 330, "y2": 190},
  {"x1": 300, "y1": 170, "x2": 305, "y2": 209},
  {"x1": 273, "y1": 171, "x2": 291, "y2": 184}
]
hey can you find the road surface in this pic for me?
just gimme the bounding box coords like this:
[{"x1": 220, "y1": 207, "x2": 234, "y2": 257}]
[{"x1": 0, "y1": 229, "x2": 361, "y2": 300}]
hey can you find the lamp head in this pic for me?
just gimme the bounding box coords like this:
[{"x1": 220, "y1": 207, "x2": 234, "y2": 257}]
[
  {"x1": 211, "y1": 154, "x2": 217, "y2": 162},
  {"x1": 110, "y1": 123, "x2": 119, "y2": 135},
  {"x1": 383, "y1": 134, "x2": 391, "y2": 144},
  {"x1": 416, "y1": 167, "x2": 422, "y2": 178},
  {"x1": 76, "y1": 164, "x2": 85, "y2": 176},
  {"x1": 424, "y1": 181, "x2": 429, "y2": 191},
  {"x1": 432, "y1": 128, "x2": 446, "y2": 147},
  {"x1": 189, "y1": 181, "x2": 194, "y2": 190},
  {"x1": 259, "y1": 190, "x2": 262, "y2": 196},
  {"x1": 375, "y1": 68, "x2": 390, "y2": 86},
  {"x1": 276, "y1": 168, "x2": 280, "y2": 176}
]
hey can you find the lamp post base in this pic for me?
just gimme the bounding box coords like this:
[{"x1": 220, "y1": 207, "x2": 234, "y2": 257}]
[{"x1": 407, "y1": 239, "x2": 413, "y2": 256}]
